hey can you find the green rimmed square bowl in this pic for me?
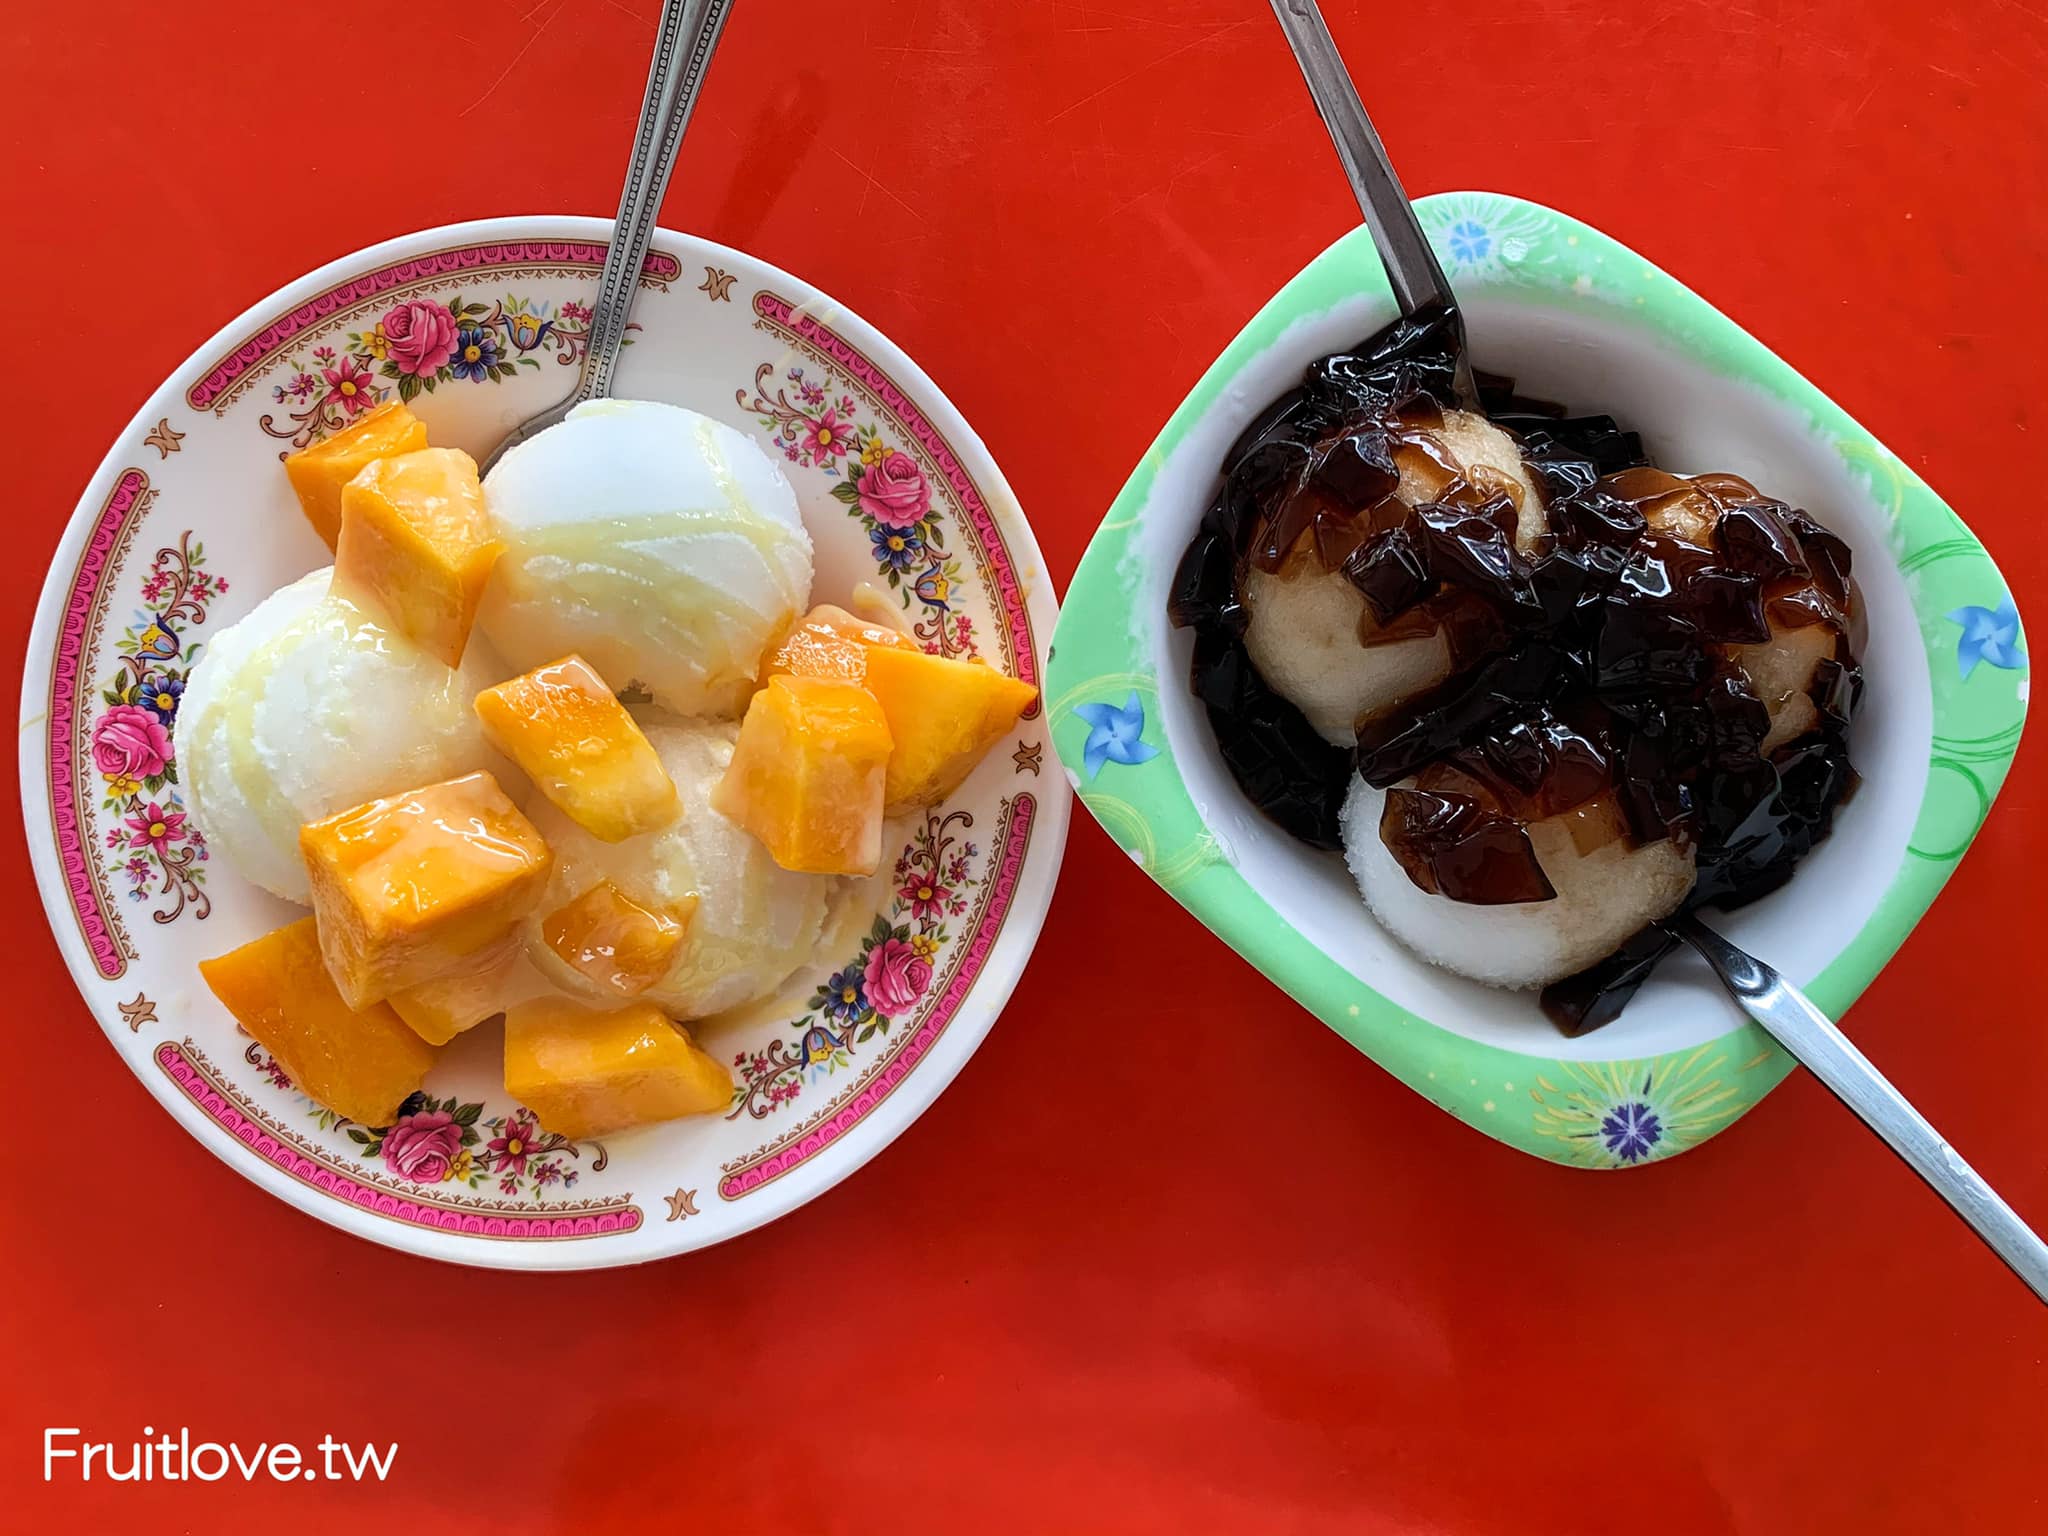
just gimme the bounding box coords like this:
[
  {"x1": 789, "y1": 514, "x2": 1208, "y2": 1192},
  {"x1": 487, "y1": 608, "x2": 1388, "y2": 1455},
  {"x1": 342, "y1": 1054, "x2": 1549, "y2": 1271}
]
[{"x1": 1048, "y1": 191, "x2": 2028, "y2": 1168}]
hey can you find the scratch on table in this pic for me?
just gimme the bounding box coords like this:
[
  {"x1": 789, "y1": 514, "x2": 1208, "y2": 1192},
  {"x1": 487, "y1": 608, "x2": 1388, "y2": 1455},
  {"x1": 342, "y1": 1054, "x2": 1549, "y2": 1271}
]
[
  {"x1": 463, "y1": 0, "x2": 573, "y2": 120},
  {"x1": 1044, "y1": 17, "x2": 1255, "y2": 126},
  {"x1": 1058, "y1": 2, "x2": 1239, "y2": 29},
  {"x1": 829, "y1": 147, "x2": 928, "y2": 225},
  {"x1": 1095, "y1": 145, "x2": 1229, "y2": 226}
]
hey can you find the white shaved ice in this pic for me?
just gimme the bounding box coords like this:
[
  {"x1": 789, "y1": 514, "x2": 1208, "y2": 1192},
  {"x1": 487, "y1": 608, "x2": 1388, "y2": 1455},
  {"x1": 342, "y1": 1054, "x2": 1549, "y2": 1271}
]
[
  {"x1": 1241, "y1": 409, "x2": 1545, "y2": 746},
  {"x1": 1241, "y1": 568, "x2": 1454, "y2": 745},
  {"x1": 1733, "y1": 621, "x2": 1836, "y2": 754},
  {"x1": 1340, "y1": 774, "x2": 1695, "y2": 990}
]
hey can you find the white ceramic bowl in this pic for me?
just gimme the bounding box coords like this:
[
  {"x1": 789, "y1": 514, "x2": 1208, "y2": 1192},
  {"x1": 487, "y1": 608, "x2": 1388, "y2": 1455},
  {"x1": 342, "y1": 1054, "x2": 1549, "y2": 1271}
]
[{"x1": 20, "y1": 217, "x2": 1068, "y2": 1265}]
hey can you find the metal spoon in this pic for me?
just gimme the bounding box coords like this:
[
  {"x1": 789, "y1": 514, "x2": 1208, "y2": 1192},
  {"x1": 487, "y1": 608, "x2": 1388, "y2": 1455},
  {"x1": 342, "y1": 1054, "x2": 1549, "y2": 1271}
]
[
  {"x1": 1266, "y1": 0, "x2": 1477, "y2": 408},
  {"x1": 483, "y1": 0, "x2": 735, "y2": 473},
  {"x1": 1270, "y1": 0, "x2": 2048, "y2": 1303},
  {"x1": 1669, "y1": 915, "x2": 2048, "y2": 1303}
]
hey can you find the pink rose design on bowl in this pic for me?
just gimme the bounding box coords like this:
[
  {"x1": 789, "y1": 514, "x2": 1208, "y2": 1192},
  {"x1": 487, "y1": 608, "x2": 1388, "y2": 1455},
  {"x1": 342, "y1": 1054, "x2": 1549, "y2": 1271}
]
[
  {"x1": 380, "y1": 299, "x2": 459, "y2": 378},
  {"x1": 857, "y1": 451, "x2": 931, "y2": 531},
  {"x1": 92, "y1": 703, "x2": 172, "y2": 781},
  {"x1": 863, "y1": 937, "x2": 933, "y2": 1018},
  {"x1": 381, "y1": 1109, "x2": 462, "y2": 1182}
]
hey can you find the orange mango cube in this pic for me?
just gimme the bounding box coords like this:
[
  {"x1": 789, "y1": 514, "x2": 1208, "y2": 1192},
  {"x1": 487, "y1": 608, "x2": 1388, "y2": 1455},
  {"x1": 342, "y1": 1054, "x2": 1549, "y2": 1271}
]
[
  {"x1": 283, "y1": 400, "x2": 429, "y2": 550},
  {"x1": 473, "y1": 656, "x2": 678, "y2": 842},
  {"x1": 503, "y1": 997, "x2": 733, "y2": 1139},
  {"x1": 860, "y1": 646, "x2": 1039, "y2": 812},
  {"x1": 765, "y1": 603, "x2": 918, "y2": 685},
  {"x1": 300, "y1": 771, "x2": 553, "y2": 1009},
  {"x1": 541, "y1": 880, "x2": 696, "y2": 999},
  {"x1": 199, "y1": 917, "x2": 435, "y2": 1126},
  {"x1": 335, "y1": 447, "x2": 500, "y2": 667},
  {"x1": 709, "y1": 674, "x2": 893, "y2": 876},
  {"x1": 388, "y1": 934, "x2": 533, "y2": 1046}
]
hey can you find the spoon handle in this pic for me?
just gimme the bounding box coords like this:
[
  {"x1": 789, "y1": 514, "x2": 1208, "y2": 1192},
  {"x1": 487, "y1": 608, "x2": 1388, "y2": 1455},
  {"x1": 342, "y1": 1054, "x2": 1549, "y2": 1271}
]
[
  {"x1": 1266, "y1": 0, "x2": 1475, "y2": 402},
  {"x1": 580, "y1": 0, "x2": 735, "y2": 403},
  {"x1": 1669, "y1": 914, "x2": 2048, "y2": 1304}
]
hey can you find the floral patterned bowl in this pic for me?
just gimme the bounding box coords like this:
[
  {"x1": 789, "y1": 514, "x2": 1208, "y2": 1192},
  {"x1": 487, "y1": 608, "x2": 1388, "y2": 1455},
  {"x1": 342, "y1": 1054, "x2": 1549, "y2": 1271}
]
[
  {"x1": 19, "y1": 216, "x2": 1068, "y2": 1267},
  {"x1": 1047, "y1": 192, "x2": 2026, "y2": 1169}
]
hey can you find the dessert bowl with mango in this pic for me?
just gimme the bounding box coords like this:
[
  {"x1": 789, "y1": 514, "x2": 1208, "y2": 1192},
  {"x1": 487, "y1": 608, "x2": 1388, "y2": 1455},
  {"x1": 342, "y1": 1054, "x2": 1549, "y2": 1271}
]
[{"x1": 185, "y1": 394, "x2": 1040, "y2": 1150}]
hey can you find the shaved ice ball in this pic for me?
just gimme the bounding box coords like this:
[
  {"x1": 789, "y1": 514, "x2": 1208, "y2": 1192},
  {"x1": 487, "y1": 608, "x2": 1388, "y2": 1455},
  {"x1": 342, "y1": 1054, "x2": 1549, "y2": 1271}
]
[
  {"x1": 1392, "y1": 409, "x2": 1549, "y2": 550},
  {"x1": 1340, "y1": 774, "x2": 1695, "y2": 990},
  {"x1": 1733, "y1": 621, "x2": 1838, "y2": 754},
  {"x1": 1241, "y1": 409, "x2": 1545, "y2": 746},
  {"x1": 1241, "y1": 569, "x2": 1453, "y2": 745}
]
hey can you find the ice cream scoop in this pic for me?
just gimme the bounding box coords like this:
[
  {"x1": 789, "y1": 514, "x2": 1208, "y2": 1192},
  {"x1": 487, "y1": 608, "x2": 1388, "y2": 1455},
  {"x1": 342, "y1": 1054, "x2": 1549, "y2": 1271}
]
[
  {"x1": 523, "y1": 719, "x2": 841, "y2": 1019},
  {"x1": 175, "y1": 567, "x2": 509, "y2": 902},
  {"x1": 479, "y1": 400, "x2": 813, "y2": 718}
]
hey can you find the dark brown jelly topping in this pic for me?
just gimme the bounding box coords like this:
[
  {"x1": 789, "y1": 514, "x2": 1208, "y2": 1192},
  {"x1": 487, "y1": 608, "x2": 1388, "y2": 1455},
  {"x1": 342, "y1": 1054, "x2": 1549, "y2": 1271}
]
[
  {"x1": 1379, "y1": 788, "x2": 1556, "y2": 906},
  {"x1": 1167, "y1": 304, "x2": 1863, "y2": 1034}
]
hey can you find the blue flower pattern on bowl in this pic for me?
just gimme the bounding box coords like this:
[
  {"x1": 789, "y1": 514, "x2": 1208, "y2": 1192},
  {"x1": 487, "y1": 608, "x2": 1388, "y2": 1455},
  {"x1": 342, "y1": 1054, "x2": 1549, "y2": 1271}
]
[
  {"x1": 1447, "y1": 220, "x2": 1491, "y2": 264},
  {"x1": 1946, "y1": 596, "x2": 2025, "y2": 679},
  {"x1": 137, "y1": 674, "x2": 183, "y2": 725},
  {"x1": 1074, "y1": 692, "x2": 1160, "y2": 779},
  {"x1": 449, "y1": 326, "x2": 502, "y2": 382},
  {"x1": 818, "y1": 965, "x2": 868, "y2": 1023},
  {"x1": 1601, "y1": 1102, "x2": 1663, "y2": 1163},
  {"x1": 870, "y1": 522, "x2": 924, "y2": 572}
]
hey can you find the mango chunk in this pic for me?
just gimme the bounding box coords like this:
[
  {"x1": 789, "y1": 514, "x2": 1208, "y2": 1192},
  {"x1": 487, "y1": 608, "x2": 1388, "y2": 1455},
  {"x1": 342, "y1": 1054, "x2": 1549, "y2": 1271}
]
[
  {"x1": 765, "y1": 603, "x2": 918, "y2": 685},
  {"x1": 541, "y1": 879, "x2": 696, "y2": 998},
  {"x1": 283, "y1": 400, "x2": 429, "y2": 551},
  {"x1": 335, "y1": 447, "x2": 500, "y2": 667},
  {"x1": 389, "y1": 934, "x2": 532, "y2": 1046},
  {"x1": 473, "y1": 656, "x2": 678, "y2": 842},
  {"x1": 300, "y1": 771, "x2": 553, "y2": 1009},
  {"x1": 503, "y1": 997, "x2": 733, "y2": 1139},
  {"x1": 199, "y1": 917, "x2": 435, "y2": 1126},
  {"x1": 860, "y1": 646, "x2": 1039, "y2": 812},
  {"x1": 709, "y1": 675, "x2": 893, "y2": 875}
]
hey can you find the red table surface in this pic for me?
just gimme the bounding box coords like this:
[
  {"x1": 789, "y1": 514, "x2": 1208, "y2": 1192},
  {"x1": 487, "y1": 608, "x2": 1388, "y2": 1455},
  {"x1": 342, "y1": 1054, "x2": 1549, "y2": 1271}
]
[{"x1": 4, "y1": 2, "x2": 2044, "y2": 1530}]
